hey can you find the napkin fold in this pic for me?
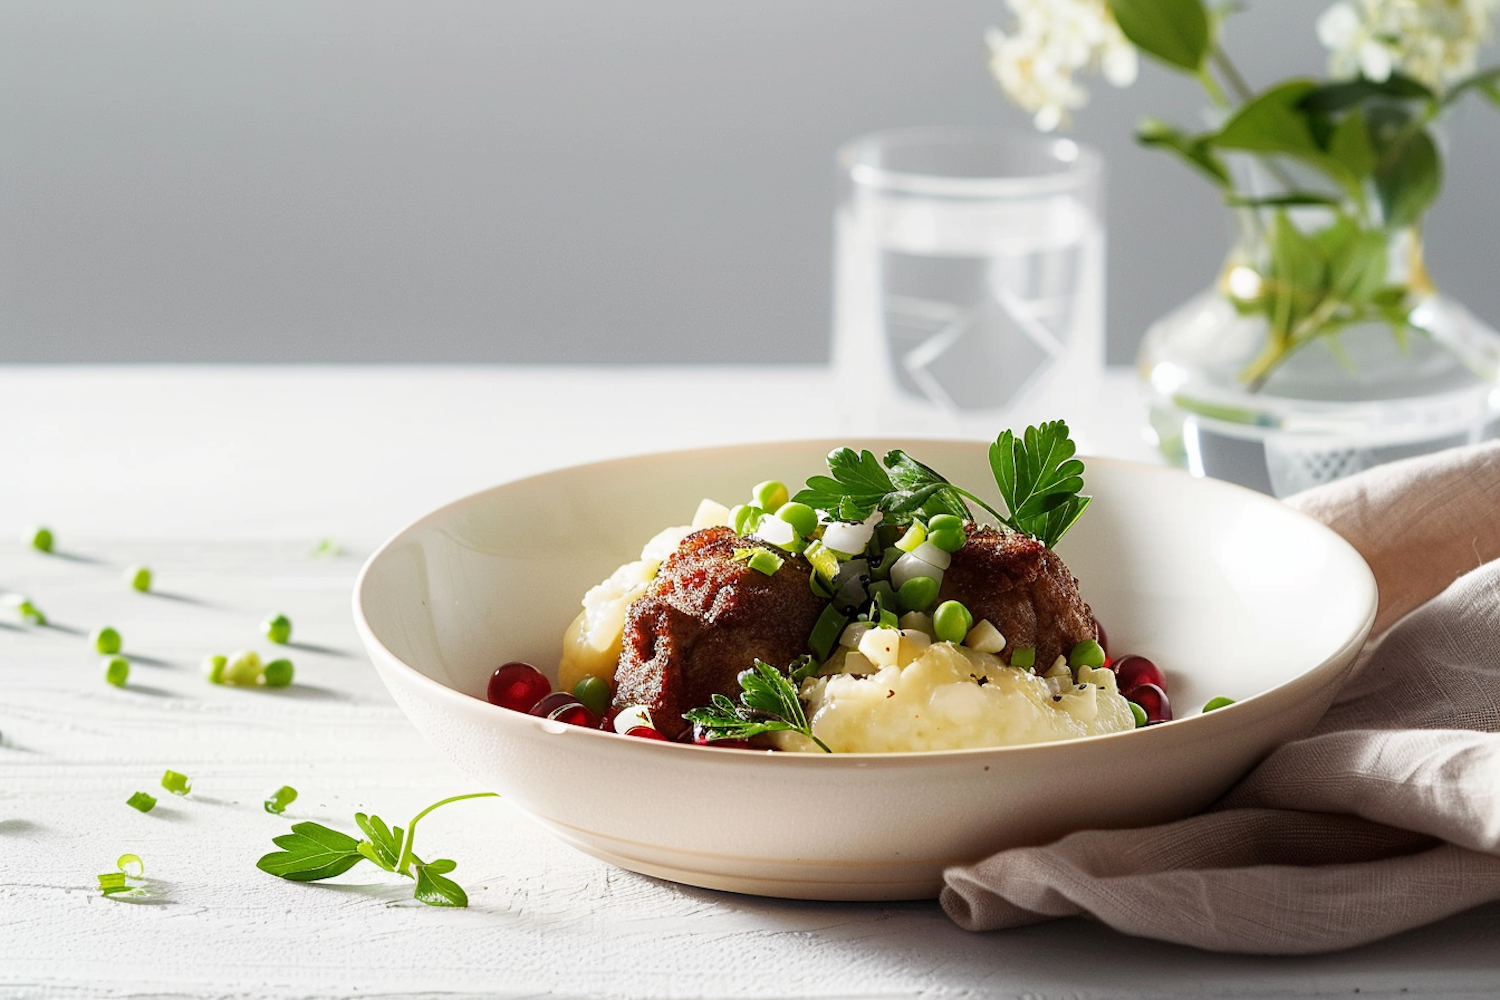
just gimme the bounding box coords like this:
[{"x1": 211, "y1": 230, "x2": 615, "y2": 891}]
[{"x1": 941, "y1": 440, "x2": 1500, "y2": 954}]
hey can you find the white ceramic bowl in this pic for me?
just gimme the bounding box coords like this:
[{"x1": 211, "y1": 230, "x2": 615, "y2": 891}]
[{"x1": 353, "y1": 440, "x2": 1376, "y2": 901}]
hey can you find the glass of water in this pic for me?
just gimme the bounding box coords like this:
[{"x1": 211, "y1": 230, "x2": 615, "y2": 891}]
[{"x1": 833, "y1": 128, "x2": 1104, "y2": 438}]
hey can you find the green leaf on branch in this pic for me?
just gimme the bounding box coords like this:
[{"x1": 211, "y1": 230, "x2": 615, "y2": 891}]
[
  {"x1": 1298, "y1": 73, "x2": 1434, "y2": 113},
  {"x1": 1327, "y1": 109, "x2": 1378, "y2": 181},
  {"x1": 1367, "y1": 107, "x2": 1442, "y2": 228},
  {"x1": 1442, "y1": 66, "x2": 1500, "y2": 108},
  {"x1": 1211, "y1": 80, "x2": 1360, "y2": 198},
  {"x1": 1110, "y1": 0, "x2": 1210, "y2": 73},
  {"x1": 1137, "y1": 119, "x2": 1230, "y2": 185}
]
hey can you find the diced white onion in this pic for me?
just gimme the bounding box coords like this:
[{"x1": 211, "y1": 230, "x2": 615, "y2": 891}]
[
  {"x1": 1045, "y1": 655, "x2": 1070, "y2": 678},
  {"x1": 839, "y1": 621, "x2": 874, "y2": 649},
  {"x1": 833, "y1": 574, "x2": 868, "y2": 610},
  {"x1": 898, "y1": 611, "x2": 934, "y2": 635},
  {"x1": 910, "y1": 540, "x2": 952, "y2": 570},
  {"x1": 964, "y1": 619, "x2": 1006, "y2": 654},
  {"x1": 692, "y1": 498, "x2": 730, "y2": 530},
  {"x1": 754, "y1": 515, "x2": 796, "y2": 547},
  {"x1": 857, "y1": 626, "x2": 901, "y2": 668},
  {"x1": 613, "y1": 704, "x2": 654, "y2": 734},
  {"x1": 890, "y1": 551, "x2": 944, "y2": 590},
  {"x1": 833, "y1": 558, "x2": 869, "y2": 589},
  {"x1": 822, "y1": 520, "x2": 874, "y2": 555}
]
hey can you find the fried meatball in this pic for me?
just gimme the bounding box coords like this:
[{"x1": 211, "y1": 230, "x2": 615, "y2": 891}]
[
  {"x1": 613, "y1": 526, "x2": 823, "y2": 739},
  {"x1": 937, "y1": 523, "x2": 1096, "y2": 671}
]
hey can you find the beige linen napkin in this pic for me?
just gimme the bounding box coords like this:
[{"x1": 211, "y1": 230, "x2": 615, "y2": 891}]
[{"x1": 941, "y1": 440, "x2": 1500, "y2": 954}]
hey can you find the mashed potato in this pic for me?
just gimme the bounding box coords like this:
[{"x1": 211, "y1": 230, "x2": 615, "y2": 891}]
[{"x1": 768, "y1": 639, "x2": 1134, "y2": 753}]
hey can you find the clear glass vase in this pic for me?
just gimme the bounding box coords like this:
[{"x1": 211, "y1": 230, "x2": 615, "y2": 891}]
[{"x1": 1137, "y1": 227, "x2": 1500, "y2": 497}]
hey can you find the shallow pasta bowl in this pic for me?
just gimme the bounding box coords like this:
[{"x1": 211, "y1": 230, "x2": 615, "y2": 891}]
[{"x1": 353, "y1": 439, "x2": 1376, "y2": 901}]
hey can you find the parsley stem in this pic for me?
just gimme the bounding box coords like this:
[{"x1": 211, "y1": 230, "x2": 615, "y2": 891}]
[
  {"x1": 394, "y1": 792, "x2": 499, "y2": 876},
  {"x1": 946, "y1": 487, "x2": 1009, "y2": 527}
]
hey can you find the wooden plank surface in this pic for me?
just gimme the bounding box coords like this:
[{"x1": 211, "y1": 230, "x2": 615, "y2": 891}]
[{"x1": 4, "y1": 367, "x2": 1499, "y2": 999}]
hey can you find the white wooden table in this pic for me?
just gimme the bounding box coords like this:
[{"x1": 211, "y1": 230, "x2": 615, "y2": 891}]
[{"x1": 4, "y1": 366, "x2": 1499, "y2": 1000}]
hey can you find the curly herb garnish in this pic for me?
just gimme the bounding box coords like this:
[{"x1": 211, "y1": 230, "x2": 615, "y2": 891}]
[
  {"x1": 683, "y1": 657, "x2": 830, "y2": 752},
  {"x1": 791, "y1": 420, "x2": 1090, "y2": 549},
  {"x1": 256, "y1": 792, "x2": 497, "y2": 906}
]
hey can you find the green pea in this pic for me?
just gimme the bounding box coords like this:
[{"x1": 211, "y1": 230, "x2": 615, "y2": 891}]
[
  {"x1": 775, "y1": 501, "x2": 818, "y2": 538},
  {"x1": 932, "y1": 600, "x2": 973, "y2": 644},
  {"x1": 103, "y1": 655, "x2": 130, "y2": 687},
  {"x1": 1068, "y1": 639, "x2": 1106, "y2": 670},
  {"x1": 926, "y1": 514, "x2": 963, "y2": 533},
  {"x1": 93, "y1": 626, "x2": 122, "y2": 655},
  {"x1": 896, "y1": 575, "x2": 939, "y2": 613},
  {"x1": 263, "y1": 659, "x2": 295, "y2": 688},
  {"x1": 731, "y1": 504, "x2": 765, "y2": 536},
  {"x1": 126, "y1": 566, "x2": 152, "y2": 592},
  {"x1": 262, "y1": 613, "x2": 292, "y2": 645},
  {"x1": 752, "y1": 480, "x2": 788, "y2": 513},
  {"x1": 928, "y1": 526, "x2": 966, "y2": 553},
  {"x1": 264, "y1": 785, "x2": 299, "y2": 814},
  {"x1": 572, "y1": 675, "x2": 611, "y2": 717},
  {"x1": 28, "y1": 527, "x2": 54, "y2": 553},
  {"x1": 1203, "y1": 696, "x2": 1236, "y2": 712},
  {"x1": 223, "y1": 649, "x2": 264, "y2": 686},
  {"x1": 1130, "y1": 702, "x2": 1148, "y2": 728}
]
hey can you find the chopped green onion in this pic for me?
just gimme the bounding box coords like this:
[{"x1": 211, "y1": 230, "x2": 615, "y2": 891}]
[
  {"x1": 752, "y1": 480, "x2": 788, "y2": 513},
  {"x1": 730, "y1": 504, "x2": 765, "y2": 536},
  {"x1": 97, "y1": 871, "x2": 129, "y2": 894},
  {"x1": 160, "y1": 770, "x2": 192, "y2": 796},
  {"x1": 262, "y1": 613, "x2": 292, "y2": 645},
  {"x1": 92, "y1": 626, "x2": 122, "y2": 655},
  {"x1": 932, "y1": 600, "x2": 974, "y2": 644},
  {"x1": 310, "y1": 538, "x2": 341, "y2": 556},
  {"x1": 867, "y1": 581, "x2": 896, "y2": 618},
  {"x1": 1010, "y1": 647, "x2": 1037, "y2": 670},
  {"x1": 808, "y1": 604, "x2": 849, "y2": 661},
  {"x1": 878, "y1": 608, "x2": 900, "y2": 630},
  {"x1": 18, "y1": 601, "x2": 46, "y2": 625},
  {"x1": 202, "y1": 654, "x2": 228, "y2": 684},
  {"x1": 871, "y1": 546, "x2": 901, "y2": 581},
  {"x1": 126, "y1": 566, "x2": 152, "y2": 592},
  {"x1": 803, "y1": 540, "x2": 840, "y2": 585},
  {"x1": 894, "y1": 523, "x2": 927, "y2": 553},
  {"x1": 1130, "y1": 702, "x2": 1148, "y2": 728},
  {"x1": 263, "y1": 658, "x2": 295, "y2": 688},
  {"x1": 102, "y1": 655, "x2": 130, "y2": 687},
  {"x1": 222, "y1": 649, "x2": 264, "y2": 686},
  {"x1": 572, "y1": 675, "x2": 610, "y2": 716},
  {"x1": 1068, "y1": 639, "x2": 1107, "y2": 670},
  {"x1": 744, "y1": 550, "x2": 783, "y2": 576},
  {"x1": 28, "y1": 527, "x2": 54, "y2": 553},
  {"x1": 264, "y1": 785, "x2": 298, "y2": 814},
  {"x1": 126, "y1": 791, "x2": 156, "y2": 813},
  {"x1": 1203, "y1": 696, "x2": 1236, "y2": 712},
  {"x1": 116, "y1": 854, "x2": 144, "y2": 878}
]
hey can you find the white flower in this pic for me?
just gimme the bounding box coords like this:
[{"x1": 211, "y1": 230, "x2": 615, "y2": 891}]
[
  {"x1": 1317, "y1": 0, "x2": 1500, "y2": 93},
  {"x1": 986, "y1": 0, "x2": 1138, "y2": 132}
]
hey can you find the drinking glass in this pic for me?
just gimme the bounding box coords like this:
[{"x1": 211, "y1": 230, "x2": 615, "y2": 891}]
[{"x1": 833, "y1": 128, "x2": 1105, "y2": 438}]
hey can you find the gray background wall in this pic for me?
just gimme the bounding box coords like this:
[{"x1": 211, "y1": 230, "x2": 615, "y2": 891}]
[{"x1": 2, "y1": 1, "x2": 1496, "y2": 365}]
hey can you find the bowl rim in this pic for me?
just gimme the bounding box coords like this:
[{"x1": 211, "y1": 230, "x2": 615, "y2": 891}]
[{"x1": 352, "y1": 437, "x2": 1378, "y2": 764}]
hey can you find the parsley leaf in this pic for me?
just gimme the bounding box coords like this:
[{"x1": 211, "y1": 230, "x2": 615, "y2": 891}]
[
  {"x1": 257, "y1": 792, "x2": 497, "y2": 905},
  {"x1": 792, "y1": 448, "x2": 896, "y2": 521},
  {"x1": 882, "y1": 451, "x2": 973, "y2": 520},
  {"x1": 989, "y1": 421, "x2": 1092, "y2": 548},
  {"x1": 683, "y1": 658, "x2": 831, "y2": 752},
  {"x1": 413, "y1": 859, "x2": 468, "y2": 907},
  {"x1": 257, "y1": 821, "x2": 365, "y2": 882}
]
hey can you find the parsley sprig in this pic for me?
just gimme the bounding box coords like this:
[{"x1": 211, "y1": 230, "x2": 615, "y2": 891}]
[
  {"x1": 256, "y1": 792, "x2": 497, "y2": 907},
  {"x1": 791, "y1": 420, "x2": 1090, "y2": 549},
  {"x1": 683, "y1": 657, "x2": 831, "y2": 752}
]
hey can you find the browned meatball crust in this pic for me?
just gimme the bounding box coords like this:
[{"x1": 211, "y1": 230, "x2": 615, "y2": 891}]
[
  {"x1": 936, "y1": 523, "x2": 1096, "y2": 671},
  {"x1": 613, "y1": 526, "x2": 823, "y2": 739}
]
